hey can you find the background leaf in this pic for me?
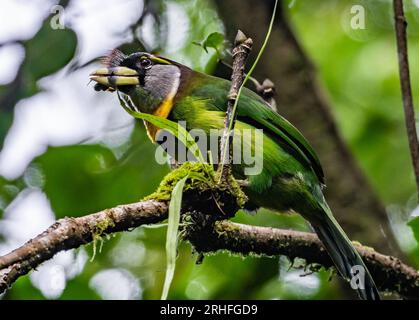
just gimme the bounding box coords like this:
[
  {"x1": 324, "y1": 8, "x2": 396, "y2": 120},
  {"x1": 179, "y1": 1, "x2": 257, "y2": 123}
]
[
  {"x1": 408, "y1": 217, "x2": 419, "y2": 244},
  {"x1": 202, "y1": 32, "x2": 225, "y2": 53},
  {"x1": 0, "y1": 20, "x2": 77, "y2": 148},
  {"x1": 23, "y1": 22, "x2": 77, "y2": 81}
]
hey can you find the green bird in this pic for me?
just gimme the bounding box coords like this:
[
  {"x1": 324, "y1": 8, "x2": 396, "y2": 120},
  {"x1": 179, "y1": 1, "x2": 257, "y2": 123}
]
[{"x1": 90, "y1": 50, "x2": 380, "y2": 300}]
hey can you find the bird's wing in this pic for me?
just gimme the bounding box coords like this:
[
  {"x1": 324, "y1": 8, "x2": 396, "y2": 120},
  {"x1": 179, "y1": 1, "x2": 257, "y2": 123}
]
[
  {"x1": 238, "y1": 88, "x2": 324, "y2": 183},
  {"x1": 196, "y1": 77, "x2": 325, "y2": 183}
]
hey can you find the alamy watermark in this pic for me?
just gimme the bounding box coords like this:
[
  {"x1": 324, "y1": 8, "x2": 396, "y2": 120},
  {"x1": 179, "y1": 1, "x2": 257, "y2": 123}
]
[
  {"x1": 50, "y1": 5, "x2": 65, "y2": 30},
  {"x1": 350, "y1": 5, "x2": 366, "y2": 30},
  {"x1": 154, "y1": 121, "x2": 264, "y2": 176},
  {"x1": 350, "y1": 265, "x2": 365, "y2": 290}
]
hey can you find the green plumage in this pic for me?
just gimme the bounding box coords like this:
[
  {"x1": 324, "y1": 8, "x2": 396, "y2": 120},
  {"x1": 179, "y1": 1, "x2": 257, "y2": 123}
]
[
  {"x1": 170, "y1": 70, "x2": 379, "y2": 300},
  {"x1": 171, "y1": 72, "x2": 323, "y2": 212}
]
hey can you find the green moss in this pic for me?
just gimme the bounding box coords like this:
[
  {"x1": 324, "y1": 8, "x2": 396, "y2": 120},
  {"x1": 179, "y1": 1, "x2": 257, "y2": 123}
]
[
  {"x1": 144, "y1": 162, "x2": 248, "y2": 210},
  {"x1": 95, "y1": 211, "x2": 116, "y2": 234},
  {"x1": 214, "y1": 221, "x2": 241, "y2": 236},
  {"x1": 144, "y1": 162, "x2": 215, "y2": 201},
  {"x1": 352, "y1": 240, "x2": 374, "y2": 252},
  {"x1": 90, "y1": 211, "x2": 115, "y2": 262},
  {"x1": 224, "y1": 173, "x2": 248, "y2": 208}
]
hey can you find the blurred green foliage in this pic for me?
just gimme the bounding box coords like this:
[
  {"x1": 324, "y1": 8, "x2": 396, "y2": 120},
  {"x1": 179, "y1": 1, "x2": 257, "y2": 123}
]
[
  {"x1": 0, "y1": 21, "x2": 76, "y2": 148},
  {"x1": 0, "y1": 0, "x2": 418, "y2": 300},
  {"x1": 409, "y1": 217, "x2": 419, "y2": 243},
  {"x1": 289, "y1": 0, "x2": 419, "y2": 204},
  {"x1": 36, "y1": 128, "x2": 167, "y2": 217}
]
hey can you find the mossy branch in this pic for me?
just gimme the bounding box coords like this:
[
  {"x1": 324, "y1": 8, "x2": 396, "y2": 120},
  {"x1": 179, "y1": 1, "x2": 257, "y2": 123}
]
[{"x1": 0, "y1": 164, "x2": 417, "y2": 298}]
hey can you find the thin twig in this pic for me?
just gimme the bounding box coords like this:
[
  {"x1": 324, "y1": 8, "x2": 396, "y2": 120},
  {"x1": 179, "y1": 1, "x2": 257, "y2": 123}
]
[
  {"x1": 220, "y1": 60, "x2": 278, "y2": 111},
  {"x1": 219, "y1": 0, "x2": 278, "y2": 179},
  {"x1": 219, "y1": 30, "x2": 253, "y2": 178},
  {"x1": 393, "y1": 0, "x2": 419, "y2": 196},
  {"x1": 219, "y1": 59, "x2": 261, "y2": 91}
]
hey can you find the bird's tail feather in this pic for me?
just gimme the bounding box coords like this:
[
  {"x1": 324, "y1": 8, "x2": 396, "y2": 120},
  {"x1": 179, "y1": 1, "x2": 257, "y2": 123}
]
[{"x1": 312, "y1": 206, "x2": 380, "y2": 300}]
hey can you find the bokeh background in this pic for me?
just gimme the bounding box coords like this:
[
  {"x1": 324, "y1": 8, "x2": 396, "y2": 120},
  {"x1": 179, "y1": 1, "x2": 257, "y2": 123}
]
[{"x1": 0, "y1": 0, "x2": 418, "y2": 299}]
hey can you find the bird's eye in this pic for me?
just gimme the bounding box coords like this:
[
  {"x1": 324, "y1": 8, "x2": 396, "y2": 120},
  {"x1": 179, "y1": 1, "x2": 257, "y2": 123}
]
[{"x1": 140, "y1": 58, "x2": 152, "y2": 69}]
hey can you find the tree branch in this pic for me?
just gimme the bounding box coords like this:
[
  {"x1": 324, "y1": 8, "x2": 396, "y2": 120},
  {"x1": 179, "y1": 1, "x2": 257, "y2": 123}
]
[
  {"x1": 393, "y1": 0, "x2": 419, "y2": 196},
  {"x1": 187, "y1": 219, "x2": 419, "y2": 299},
  {"x1": 0, "y1": 199, "x2": 417, "y2": 298},
  {"x1": 0, "y1": 199, "x2": 168, "y2": 293}
]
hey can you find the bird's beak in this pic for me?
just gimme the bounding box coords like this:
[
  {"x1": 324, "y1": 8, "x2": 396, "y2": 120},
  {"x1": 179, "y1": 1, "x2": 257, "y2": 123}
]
[{"x1": 89, "y1": 67, "x2": 140, "y2": 88}]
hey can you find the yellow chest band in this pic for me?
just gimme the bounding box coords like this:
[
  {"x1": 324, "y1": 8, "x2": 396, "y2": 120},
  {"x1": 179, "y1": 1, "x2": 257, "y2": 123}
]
[
  {"x1": 144, "y1": 97, "x2": 174, "y2": 142},
  {"x1": 144, "y1": 74, "x2": 180, "y2": 142}
]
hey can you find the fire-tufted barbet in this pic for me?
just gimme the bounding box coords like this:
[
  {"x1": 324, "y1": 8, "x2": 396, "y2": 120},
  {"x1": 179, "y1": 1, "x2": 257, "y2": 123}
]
[{"x1": 90, "y1": 50, "x2": 380, "y2": 300}]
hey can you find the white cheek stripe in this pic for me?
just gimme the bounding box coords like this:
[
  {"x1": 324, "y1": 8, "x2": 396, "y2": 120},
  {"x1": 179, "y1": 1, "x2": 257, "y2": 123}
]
[
  {"x1": 144, "y1": 69, "x2": 181, "y2": 142},
  {"x1": 167, "y1": 70, "x2": 180, "y2": 102}
]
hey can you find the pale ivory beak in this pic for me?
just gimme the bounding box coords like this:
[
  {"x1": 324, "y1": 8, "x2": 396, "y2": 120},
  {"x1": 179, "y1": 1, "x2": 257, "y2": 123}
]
[{"x1": 89, "y1": 67, "x2": 140, "y2": 87}]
